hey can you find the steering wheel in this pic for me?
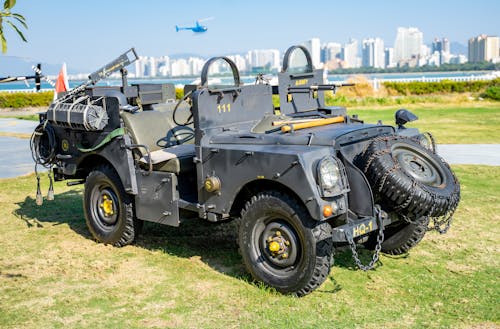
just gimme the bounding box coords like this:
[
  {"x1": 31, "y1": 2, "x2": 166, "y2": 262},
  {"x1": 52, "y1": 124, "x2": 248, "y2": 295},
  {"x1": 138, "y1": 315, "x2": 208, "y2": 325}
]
[
  {"x1": 173, "y1": 89, "x2": 194, "y2": 126},
  {"x1": 156, "y1": 126, "x2": 195, "y2": 147}
]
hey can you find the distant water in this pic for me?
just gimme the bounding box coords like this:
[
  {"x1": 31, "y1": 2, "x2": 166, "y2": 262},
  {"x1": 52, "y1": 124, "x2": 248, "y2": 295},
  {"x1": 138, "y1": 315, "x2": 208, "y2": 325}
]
[
  {"x1": 0, "y1": 77, "x2": 257, "y2": 91},
  {"x1": 0, "y1": 71, "x2": 494, "y2": 91}
]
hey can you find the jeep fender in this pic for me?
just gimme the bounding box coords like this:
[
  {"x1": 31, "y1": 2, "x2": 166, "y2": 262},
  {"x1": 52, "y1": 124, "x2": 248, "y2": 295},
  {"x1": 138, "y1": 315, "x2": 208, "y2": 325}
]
[
  {"x1": 196, "y1": 144, "x2": 339, "y2": 221},
  {"x1": 77, "y1": 136, "x2": 138, "y2": 195}
]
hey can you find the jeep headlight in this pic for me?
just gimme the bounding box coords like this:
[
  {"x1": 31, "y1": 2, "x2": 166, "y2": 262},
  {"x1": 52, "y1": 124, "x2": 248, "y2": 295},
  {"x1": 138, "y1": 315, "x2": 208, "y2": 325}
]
[
  {"x1": 317, "y1": 156, "x2": 341, "y2": 191},
  {"x1": 416, "y1": 132, "x2": 436, "y2": 153}
]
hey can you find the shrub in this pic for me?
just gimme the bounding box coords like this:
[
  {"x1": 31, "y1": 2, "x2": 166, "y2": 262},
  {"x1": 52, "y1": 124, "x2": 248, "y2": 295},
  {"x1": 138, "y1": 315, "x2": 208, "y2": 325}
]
[
  {"x1": 481, "y1": 85, "x2": 500, "y2": 100},
  {"x1": 175, "y1": 87, "x2": 184, "y2": 100},
  {"x1": 0, "y1": 91, "x2": 53, "y2": 108},
  {"x1": 383, "y1": 78, "x2": 500, "y2": 96}
]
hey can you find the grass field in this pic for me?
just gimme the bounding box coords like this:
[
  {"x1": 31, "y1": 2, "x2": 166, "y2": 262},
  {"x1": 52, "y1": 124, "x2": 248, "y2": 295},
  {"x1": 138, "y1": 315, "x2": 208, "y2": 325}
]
[
  {"x1": 345, "y1": 104, "x2": 500, "y2": 144},
  {"x1": 0, "y1": 166, "x2": 498, "y2": 329}
]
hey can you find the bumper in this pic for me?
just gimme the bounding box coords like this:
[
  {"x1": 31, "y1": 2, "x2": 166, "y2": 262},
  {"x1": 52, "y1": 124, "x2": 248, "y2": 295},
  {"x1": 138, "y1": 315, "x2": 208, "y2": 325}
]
[{"x1": 331, "y1": 210, "x2": 393, "y2": 243}]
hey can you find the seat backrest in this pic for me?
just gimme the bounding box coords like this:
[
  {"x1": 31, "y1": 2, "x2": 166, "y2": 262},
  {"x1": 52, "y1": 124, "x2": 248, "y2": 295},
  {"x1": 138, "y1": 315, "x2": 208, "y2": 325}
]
[
  {"x1": 121, "y1": 110, "x2": 194, "y2": 154},
  {"x1": 277, "y1": 45, "x2": 325, "y2": 114},
  {"x1": 191, "y1": 84, "x2": 274, "y2": 142}
]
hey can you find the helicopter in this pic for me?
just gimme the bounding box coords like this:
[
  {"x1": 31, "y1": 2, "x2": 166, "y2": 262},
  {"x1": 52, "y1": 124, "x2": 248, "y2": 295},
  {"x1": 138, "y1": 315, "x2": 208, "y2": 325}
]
[{"x1": 175, "y1": 17, "x2": 213, "y2": 33}]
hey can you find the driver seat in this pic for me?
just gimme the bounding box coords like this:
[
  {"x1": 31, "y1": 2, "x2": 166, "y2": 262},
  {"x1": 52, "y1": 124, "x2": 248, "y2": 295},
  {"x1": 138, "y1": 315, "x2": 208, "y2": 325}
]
[{"x1": 120, "y1": 110, "x2": 195, "y2": 174}]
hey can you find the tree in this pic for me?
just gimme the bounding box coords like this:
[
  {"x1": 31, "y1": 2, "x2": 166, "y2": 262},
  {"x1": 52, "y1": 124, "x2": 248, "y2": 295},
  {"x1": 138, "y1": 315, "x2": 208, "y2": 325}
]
[{"x1": 0, "y1": 0, "x2": 27, "y2": 53}]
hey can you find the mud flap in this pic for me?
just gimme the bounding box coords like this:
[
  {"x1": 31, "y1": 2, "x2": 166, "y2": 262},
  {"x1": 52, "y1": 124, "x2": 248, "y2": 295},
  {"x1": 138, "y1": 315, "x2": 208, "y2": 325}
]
[{"x1": 135, "y1": 171, "x2": 180, "y2": 226}]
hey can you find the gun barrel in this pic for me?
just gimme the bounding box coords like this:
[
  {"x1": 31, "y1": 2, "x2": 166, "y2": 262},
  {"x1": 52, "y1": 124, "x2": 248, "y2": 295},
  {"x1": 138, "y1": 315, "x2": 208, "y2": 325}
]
[{"x1": 88, "y1": 48, "x2": 138, "y2": 84}]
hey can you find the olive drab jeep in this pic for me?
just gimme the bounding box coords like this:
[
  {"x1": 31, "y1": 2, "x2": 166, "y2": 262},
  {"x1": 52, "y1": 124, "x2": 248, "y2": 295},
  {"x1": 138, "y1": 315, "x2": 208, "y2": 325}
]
[{"x1": 30, "y1": 47, "x2": 460, "y2": 296}]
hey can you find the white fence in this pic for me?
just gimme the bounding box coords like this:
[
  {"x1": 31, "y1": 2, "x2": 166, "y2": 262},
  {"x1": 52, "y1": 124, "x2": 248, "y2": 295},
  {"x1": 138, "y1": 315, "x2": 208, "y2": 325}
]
[
  {"x1": 371, "y1": 72, "x2": 499, "y2": 90},
  {"x1": 0, "y1": 88, "x2": 53, "y2": 94}
]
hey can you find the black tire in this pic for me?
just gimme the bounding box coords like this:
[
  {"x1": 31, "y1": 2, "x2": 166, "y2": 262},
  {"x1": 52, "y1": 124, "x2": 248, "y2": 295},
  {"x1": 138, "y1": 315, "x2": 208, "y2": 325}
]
[
  {"x1": 238, "y1": 191, "x2": 333, "y2": 296},
  {"x1": 359, "y1": 136, "x2": 460, "y2": 218},
  {"x1": 83, "y1": 165, "x2": 139, "y2": 247},
  {"x1": 365, "y1": 215, "x2": 429, "y2": 255}
]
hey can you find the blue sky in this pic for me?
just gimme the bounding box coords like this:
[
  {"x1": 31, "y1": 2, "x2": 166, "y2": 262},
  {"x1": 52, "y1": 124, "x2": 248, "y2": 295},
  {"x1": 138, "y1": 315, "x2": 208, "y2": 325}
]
[{"x1": 1, "y1": 0, "x2": 499, "y2": 71}]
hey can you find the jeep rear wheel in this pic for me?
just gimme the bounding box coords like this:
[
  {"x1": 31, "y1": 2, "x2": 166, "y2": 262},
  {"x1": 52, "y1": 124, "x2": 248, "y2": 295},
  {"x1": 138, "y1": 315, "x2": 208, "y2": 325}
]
[
  {"x1": 238, "y1": 191, "x2": 333, "y2": 296},
  {"x1": 365, "y1": 215, "x2": 429, "y2": 255},
  {"x1": 84, "y1": 165, "x2": 139, "y2": 247}
]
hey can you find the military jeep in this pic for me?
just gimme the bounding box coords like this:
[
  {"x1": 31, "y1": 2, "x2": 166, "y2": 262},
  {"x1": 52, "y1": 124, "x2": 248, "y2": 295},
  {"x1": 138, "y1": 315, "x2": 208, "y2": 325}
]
[{"x1": 31, "y1": 47, "x2": 460, "y2": 296}]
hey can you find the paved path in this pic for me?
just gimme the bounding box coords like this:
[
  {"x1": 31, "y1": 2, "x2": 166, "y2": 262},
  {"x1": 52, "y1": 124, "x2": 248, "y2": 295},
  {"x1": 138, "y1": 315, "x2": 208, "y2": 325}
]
[
  {"x1": 0, "y1": 117, "x2": 38, "y2": 134},
  {"x1": 0, "y1": 118, "x2": 498, "y2": 178},
  {"x1": 437, "y1": 144, "x2": 500, "y2": 166}
]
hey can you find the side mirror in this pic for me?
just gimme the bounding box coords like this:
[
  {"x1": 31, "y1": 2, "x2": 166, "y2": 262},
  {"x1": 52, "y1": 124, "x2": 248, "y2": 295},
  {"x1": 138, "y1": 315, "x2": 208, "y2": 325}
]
[{"x1": 395, "y1": 109, "x2": 418, "y2": 129}]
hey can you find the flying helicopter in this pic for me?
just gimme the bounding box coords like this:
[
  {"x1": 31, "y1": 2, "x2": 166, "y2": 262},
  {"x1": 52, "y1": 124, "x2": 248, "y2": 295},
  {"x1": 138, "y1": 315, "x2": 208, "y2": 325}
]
[{"x1": 175, "y1": 17, "x2": 213, "y2": 33}]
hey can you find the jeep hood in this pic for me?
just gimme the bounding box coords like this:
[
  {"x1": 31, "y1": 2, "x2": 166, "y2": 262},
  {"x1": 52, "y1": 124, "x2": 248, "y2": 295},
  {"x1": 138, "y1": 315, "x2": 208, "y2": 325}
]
[{"x1": 209, "y1": 123, "x2": 395, "y2": 147}]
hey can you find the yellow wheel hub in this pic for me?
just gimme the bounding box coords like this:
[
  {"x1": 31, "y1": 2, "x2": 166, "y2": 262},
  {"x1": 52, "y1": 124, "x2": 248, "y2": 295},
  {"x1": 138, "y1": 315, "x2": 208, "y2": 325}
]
[
  {"x1": 100, "y1": 195, "x2": 114, "y2": 216},
  {"x1": 269, "y1": 241, "x2": 280, "y2": 253},
  {"x1": 267, "y1": 230, "x2": 291, "y2": 257}
]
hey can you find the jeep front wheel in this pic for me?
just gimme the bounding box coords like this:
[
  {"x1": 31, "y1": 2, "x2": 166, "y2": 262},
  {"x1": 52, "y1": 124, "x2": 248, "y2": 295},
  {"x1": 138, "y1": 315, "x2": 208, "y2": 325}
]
[
  {"x1": 238, "y1": 191, "x2": 333, "y2": 296},
  {"x1": 83, "y1": 165, "x2": 139, "y2": 247}
]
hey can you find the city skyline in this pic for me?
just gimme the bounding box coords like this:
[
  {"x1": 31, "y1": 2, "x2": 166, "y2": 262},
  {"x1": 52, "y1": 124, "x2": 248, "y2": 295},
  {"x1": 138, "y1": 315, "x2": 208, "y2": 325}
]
[
  {"x1": 130, "y1": 27, "x2": 490, "y2": 79},
  {"x1": 0, "y1": 0, "x2": 498, "y2": 72}
]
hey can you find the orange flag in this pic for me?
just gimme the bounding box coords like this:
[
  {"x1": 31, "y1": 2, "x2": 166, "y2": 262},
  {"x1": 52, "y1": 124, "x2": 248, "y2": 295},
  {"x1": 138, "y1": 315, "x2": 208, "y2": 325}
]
[{"x1": 54, "y1": 63, "x2": 69, "y2": 99}]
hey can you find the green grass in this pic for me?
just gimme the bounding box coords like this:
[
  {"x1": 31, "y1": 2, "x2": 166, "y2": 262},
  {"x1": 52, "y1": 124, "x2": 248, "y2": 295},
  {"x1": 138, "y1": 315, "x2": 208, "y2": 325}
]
[
  {"x1": 12, "y1": 114, "x2": 40, "y2": 121},
  {"x1": 0, "y1": 166, "x2": 498, "y2": 328},
  {"x1": 0, "y1": 114, "x2": 39, "y2": 121},
  {"x1": 346, "y1": 104, "x2": 500, "y2": 144}
]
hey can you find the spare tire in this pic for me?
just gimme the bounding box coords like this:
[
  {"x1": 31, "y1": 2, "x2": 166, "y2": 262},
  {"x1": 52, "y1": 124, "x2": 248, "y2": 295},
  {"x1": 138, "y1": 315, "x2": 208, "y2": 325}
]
[{"x1": 358, "y1": 136, "x2": 460, "y2": 218}]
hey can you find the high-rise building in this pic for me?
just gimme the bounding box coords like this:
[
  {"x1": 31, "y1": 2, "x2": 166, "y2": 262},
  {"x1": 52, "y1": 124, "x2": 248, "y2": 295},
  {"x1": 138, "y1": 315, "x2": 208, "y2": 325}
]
[
  {"x1": 394, "y1": 27, "x2": 424, "y2": 64},
  {"x1": 226, "y1": 54, "x2": 247, "y2": 72},
  {"x1": 321, "y1": 42, "x2": 342, "y2": 63},
  {"x1": 385, "y1": 47, "x2": 395, "y2": 68},
  {"x1": 246, "y1": 49, "x2": 280, "y2": 71},
  {"x1": 362, "y1": 38, "x2": 385, "y2": 68},
  {"x1": 432, "y1": 37, "x2": 450, "y2": 54},
  {"x1": 341, "y1": 39, "x2": 360, "y2": 68},
  {"x1": 156, "y1": 56, "x2": 170, "y2": 76},
  {"x1": 170, "y1": 58, "x2": 190, "y2": 76},
  {"x1": 449, "y1": 54, "x2": 468, "y2": 64},
  {"x1": 134, "y1": 56, "x2": 158, "y2": 77},
  {"x1": 432, "y1": 38, "x2": 451, "y2": 65},
  {"x1": 188, "y1": 57, "x2": 205, "y2": 76},
  {"x1": 468, "y1": 34, "x2": 500, "y2": 63},
  {"x1": 303, "y1": 38, "x2": 321, "y2": 69}
]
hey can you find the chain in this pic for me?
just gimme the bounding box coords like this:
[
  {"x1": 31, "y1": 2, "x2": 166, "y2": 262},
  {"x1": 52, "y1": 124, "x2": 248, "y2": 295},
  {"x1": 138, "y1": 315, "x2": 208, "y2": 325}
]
[
  {"x1": 363, "y1": 148, "x2": 392, "y2": 173},
  {"x1": 393, "y1": 181, "x2": 417, "y2": 214},
  {"x1": 433, "y1": 214, "x2": 454, "y2": 234},
  {"x1": 431, "y1": 193, "x2": 459, "y2": 234},
  {"x1": 377, "y1": 164, "x2": 400, "y2": 193},
  {"x1": 425, "y1": 132, "x2": 437, "y2": 153},
  {"x1": 346, "y1": 207, "x2": 385, "y2": 271},
  {"x1": 359, "y1": 135, "x2": 390, "y2": 158},
  {"x1": 425, "y1": 179, "x2": 460, "y2": 234}
]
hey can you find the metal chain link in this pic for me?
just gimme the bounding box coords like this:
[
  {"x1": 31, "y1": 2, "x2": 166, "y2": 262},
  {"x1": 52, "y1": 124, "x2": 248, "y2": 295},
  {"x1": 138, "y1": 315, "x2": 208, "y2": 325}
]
[
  {"x1": 363, "y1": 148, "x2": 392, "y2": 173},
  {"x1": 377, "y1": 164, "x2": 400, "y2": 193},
  {"x1": 393, "y1": 181, "x2": 418, "y2": 214},
  {"x1": 425, "y1": 183, "x2": 459, "y2": 234},
  {"x1": 346, "y1": 207, "x2": 385, "y2": 271}
]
